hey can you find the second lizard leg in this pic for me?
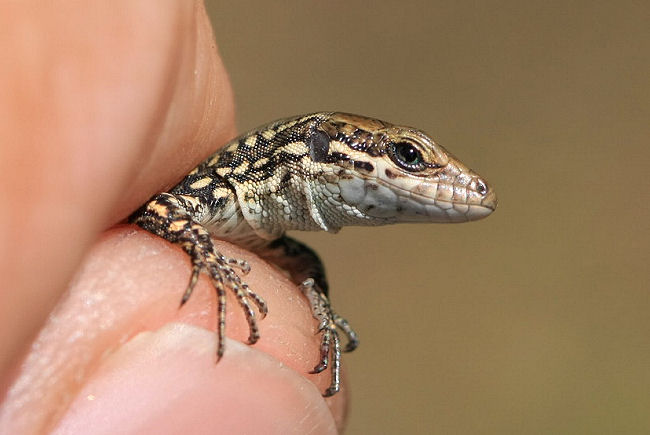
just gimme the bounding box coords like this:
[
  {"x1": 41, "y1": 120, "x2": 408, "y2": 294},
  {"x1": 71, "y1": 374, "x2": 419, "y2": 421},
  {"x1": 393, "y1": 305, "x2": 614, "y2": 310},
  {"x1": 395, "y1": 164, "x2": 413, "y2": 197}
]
[{"x1": 256, "y1": 235, "x2": 359, "y2": 396}]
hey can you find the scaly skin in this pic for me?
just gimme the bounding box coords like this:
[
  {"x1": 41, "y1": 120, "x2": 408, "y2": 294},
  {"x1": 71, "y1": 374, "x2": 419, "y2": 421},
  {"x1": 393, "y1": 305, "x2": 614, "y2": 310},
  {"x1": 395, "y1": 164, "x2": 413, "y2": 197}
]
[{"x1": 129, "y1": 112, "x2": 497, "y2": 396}]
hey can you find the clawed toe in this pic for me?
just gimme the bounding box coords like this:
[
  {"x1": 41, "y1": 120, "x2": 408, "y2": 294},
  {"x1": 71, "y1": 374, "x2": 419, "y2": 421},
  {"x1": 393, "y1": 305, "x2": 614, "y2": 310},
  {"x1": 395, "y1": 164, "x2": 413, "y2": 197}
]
[
  {"x1": 300, "y1": 279, "x2": 357, "y2": 396},
  {"x1": 181, "y1": 250, "x2": 267, "y2": 360}
]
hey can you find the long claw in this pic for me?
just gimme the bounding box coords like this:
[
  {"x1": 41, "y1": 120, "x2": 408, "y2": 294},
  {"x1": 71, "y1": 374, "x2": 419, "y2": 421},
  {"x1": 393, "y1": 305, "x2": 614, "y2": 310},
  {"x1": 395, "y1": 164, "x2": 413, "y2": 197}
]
[
  {"x1": 310, "y1": 329, "x2": 331, "y2": 373},
  {"x1": 323, "y1": 331, "x2": 341, "y2": 396},
  {"x1": 214, "y1": 273, "x2": 227, "y2": 361},
  {"x1": 334, "y1": 315, "x2": 359, "y2": 352},
  {"x1": 300, "y1": 277, "x2": 354, "y2": 396},
  {"x1": 180, "y1": 264, "x2": 201, "y2": 306},
  {"x1": 244, "y1": 283, "x2": 268, "y2": 319}
]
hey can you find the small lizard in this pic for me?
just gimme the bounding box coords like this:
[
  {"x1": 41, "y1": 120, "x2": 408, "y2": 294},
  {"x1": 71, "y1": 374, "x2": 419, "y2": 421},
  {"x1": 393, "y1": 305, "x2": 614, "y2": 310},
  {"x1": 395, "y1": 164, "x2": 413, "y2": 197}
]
[{"x1": 129, "y1": 112, "x2": 497, "y2": 396}]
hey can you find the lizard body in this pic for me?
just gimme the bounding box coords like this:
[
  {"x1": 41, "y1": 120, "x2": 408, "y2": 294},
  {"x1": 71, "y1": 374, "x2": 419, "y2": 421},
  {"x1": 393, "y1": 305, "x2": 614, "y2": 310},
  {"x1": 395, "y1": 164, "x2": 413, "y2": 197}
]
[{"x1": 129, "y1": 112, "x2": 497, "y2": 396}]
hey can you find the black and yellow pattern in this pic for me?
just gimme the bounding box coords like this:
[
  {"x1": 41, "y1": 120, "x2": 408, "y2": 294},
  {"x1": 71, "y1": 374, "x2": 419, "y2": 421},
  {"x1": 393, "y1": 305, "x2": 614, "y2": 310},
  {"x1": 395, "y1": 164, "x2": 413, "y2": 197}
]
[{"x1": 129, "y1": 112, "x2": 497, "y2": 396}]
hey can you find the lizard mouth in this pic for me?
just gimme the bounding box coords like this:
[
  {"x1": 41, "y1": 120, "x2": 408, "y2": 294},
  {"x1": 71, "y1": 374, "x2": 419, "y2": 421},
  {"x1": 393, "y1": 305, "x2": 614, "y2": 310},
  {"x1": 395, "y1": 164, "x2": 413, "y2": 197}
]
[
  {"x1": 385, "y1": 179, "x2": 497, "y2": 223},
  {"x1": 347, "y1": 165, "x2": 497, "y2": 223}
]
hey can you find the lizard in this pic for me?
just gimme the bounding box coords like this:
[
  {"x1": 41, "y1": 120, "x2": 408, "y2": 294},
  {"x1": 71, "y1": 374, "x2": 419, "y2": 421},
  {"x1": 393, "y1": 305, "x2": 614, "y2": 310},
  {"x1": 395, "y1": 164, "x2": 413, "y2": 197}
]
[{"x1": 129, "y1": 112, "x2": 497, "y2": 396}]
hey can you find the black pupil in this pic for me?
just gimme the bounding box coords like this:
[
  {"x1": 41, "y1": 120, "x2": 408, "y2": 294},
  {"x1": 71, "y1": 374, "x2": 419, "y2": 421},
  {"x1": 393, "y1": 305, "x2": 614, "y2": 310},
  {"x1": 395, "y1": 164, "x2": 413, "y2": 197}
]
[{"x1": 396, "y1": 143, "x2": 420, "y2": 165}]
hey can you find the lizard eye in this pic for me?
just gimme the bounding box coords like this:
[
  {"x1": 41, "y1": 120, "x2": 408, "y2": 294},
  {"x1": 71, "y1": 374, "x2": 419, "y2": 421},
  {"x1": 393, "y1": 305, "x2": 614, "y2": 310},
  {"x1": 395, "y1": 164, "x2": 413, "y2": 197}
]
[{"x1": 389, "y1": 142, "x2": 426, "y2": 171}]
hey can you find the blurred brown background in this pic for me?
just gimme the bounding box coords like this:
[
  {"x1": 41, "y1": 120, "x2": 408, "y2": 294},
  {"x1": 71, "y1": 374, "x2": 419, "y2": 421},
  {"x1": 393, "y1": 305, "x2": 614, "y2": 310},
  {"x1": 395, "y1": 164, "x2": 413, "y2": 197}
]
[{"x1": 206, "y1": 1, "x2": 649, "y2": 433}]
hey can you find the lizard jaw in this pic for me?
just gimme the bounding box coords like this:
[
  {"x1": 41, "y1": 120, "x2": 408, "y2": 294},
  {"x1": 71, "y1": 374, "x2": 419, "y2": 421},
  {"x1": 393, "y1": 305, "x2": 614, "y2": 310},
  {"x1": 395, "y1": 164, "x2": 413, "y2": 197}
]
[{"x1": 335, "y1": 159, "x2": 497, "y2": 224}]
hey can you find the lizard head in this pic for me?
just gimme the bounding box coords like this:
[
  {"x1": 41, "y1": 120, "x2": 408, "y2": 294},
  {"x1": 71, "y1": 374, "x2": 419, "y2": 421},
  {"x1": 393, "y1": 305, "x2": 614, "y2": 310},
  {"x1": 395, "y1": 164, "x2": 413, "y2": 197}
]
[{"x1": 306, "y1": 112, "x2": 497, "y2": 226}]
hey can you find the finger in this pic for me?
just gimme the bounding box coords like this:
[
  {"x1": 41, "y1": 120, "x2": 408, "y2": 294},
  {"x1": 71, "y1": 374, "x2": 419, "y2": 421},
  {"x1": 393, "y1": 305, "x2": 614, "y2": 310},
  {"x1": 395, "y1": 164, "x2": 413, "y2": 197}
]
[
  {"x1": 52, "y1": 330, "x2": 339, "y2": 435},
  {"x1": 0, "y1": 1, "x2": 234, "y2": 382},
  {"x1": 0, "y1": 228, "x2": 347, "y2": 433}
]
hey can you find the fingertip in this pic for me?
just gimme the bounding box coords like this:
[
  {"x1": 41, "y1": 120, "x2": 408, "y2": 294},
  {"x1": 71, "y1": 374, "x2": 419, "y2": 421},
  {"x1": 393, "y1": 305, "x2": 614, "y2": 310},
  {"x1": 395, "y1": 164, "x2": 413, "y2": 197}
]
[
  {"x1": 0, "y1": 228, "x2": 349, "y2": 433},
  {"x1": 52, "y1": 325, "x2": 339, "y2": 435}
]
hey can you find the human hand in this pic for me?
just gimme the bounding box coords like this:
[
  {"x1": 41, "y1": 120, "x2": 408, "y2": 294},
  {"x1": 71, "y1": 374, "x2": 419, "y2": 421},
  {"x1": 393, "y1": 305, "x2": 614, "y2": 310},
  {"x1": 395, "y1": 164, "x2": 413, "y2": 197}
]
[{"x1": 0, "y1": 2, "x2": 346, "y2": 433}]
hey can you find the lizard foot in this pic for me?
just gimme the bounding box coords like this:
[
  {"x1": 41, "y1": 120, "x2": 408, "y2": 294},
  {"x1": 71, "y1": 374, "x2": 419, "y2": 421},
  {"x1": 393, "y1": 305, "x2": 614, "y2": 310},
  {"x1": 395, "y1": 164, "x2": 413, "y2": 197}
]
[
  {"x1": 300, "y1": 278, "x2": 359, "y2": 397},
  {"x1": 180, "y1": 241, "x2": 268, "y2": 360},
  {"x1": 131, "y1": 193, "x2": 267, "y2": 360}
]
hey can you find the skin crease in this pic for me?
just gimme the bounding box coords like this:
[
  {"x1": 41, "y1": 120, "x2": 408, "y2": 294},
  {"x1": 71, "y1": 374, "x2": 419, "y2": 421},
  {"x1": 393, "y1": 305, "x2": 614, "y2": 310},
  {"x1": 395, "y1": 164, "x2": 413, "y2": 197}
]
[{"x1": 0, "y1": 2, "x2": 345, "y2": 433}]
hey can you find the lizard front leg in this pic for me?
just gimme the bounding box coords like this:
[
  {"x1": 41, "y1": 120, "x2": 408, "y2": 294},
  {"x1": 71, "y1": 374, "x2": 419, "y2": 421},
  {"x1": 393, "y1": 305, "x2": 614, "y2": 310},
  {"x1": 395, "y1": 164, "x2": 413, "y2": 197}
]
[
  {"x1": 129, "y1": 192, "x2": 268, "y2": 359},
  {"x1": 256, "y1": 236, "x2": 359, "y2": 396}
]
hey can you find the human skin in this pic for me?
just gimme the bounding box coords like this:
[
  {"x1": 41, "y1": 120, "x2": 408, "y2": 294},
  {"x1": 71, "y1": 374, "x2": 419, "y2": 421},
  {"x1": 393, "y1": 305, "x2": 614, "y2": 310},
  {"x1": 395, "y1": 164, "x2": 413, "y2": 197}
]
[{"x1": 0, "y1": 2, "x2": 346, "y2": 433}]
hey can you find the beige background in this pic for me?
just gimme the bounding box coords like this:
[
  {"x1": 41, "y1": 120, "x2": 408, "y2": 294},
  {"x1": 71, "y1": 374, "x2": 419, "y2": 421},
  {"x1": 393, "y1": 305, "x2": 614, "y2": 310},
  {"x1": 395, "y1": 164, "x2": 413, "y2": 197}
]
[{"x1": 206, "y1": 1, "x2": 649, "y2": 433}]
